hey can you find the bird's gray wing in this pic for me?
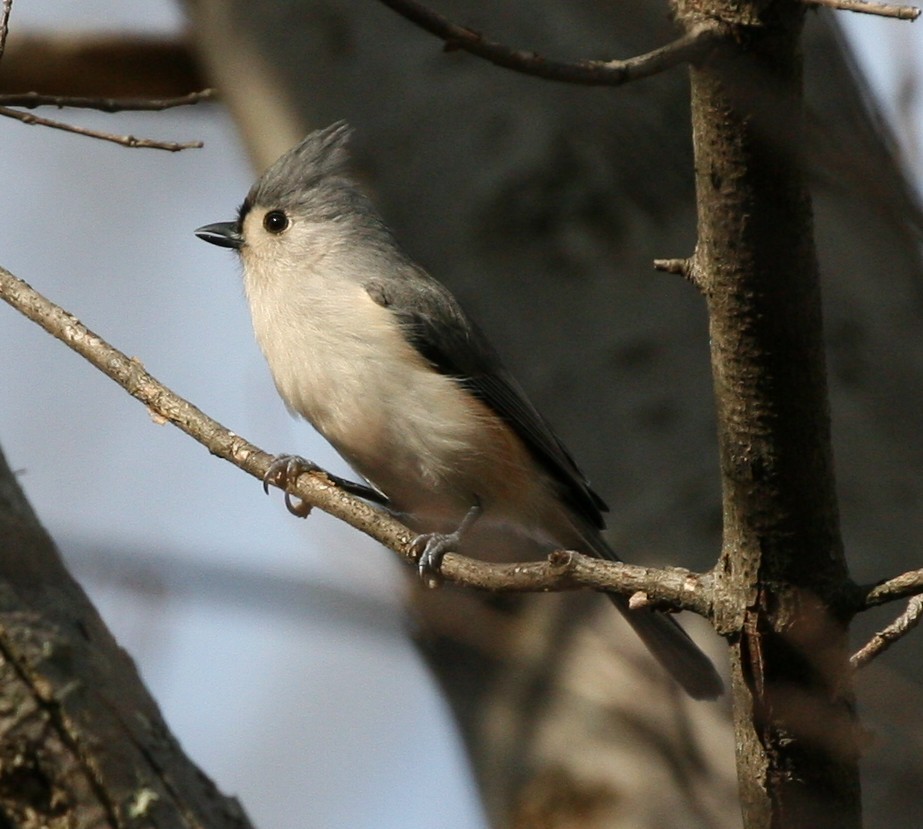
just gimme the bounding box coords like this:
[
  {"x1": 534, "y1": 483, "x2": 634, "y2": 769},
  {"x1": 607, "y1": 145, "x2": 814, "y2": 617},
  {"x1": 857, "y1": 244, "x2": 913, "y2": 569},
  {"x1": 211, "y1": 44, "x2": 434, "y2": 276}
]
[
  {"x1": 365, "y1": 272, "x2": 608, "y2": 529},
  {"x1": 367, "y1": 275, "x2": 725, "y2": 699}
]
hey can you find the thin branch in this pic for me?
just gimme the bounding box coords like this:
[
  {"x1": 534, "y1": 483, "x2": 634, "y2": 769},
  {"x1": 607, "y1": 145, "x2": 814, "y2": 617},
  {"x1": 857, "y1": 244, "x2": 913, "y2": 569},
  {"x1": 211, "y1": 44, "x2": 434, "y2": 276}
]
[
  {"x1": 446, "y1": 551, "x2": 713, "y2": 613},
  {"x1": 0, "y1": 265, "x2": 714, "y2": 617},
  {"x1": 0, "y1": 88, "x2": 216, "y2": 111},
  {"x1": 802, "y1": 0, "x2": 921, "y2": 19},
  {"x1": 0, "y1": 0, "x2": 11, "y2": 62},
  {"x1": 0, "y1": 105, "x2": 202, "y2": 151},
  {"x1": 375, "y1": 0, "x2": 726, "y2": 85},
  {"x1": 850, "y1": 596, "x2": 923, "y2": 670},
  {"x1": 858, "y1": 568, "x2": 923, "y2": 608}
]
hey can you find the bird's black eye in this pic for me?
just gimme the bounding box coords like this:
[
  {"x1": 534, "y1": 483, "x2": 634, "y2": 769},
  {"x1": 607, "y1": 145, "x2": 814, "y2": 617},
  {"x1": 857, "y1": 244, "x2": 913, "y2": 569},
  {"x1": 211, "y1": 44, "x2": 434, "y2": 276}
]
[{"x1": 263, "y1": 210, "x2": 290, "y2": 234}]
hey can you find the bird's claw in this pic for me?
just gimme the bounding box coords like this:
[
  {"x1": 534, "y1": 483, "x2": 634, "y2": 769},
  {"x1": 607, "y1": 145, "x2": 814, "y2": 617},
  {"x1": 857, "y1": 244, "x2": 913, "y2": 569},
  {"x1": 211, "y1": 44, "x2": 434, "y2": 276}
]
[
  {"x1": 411, "y1": 531, "x2": 460, "y2": 589},
  {"x1": 411, "y1": 501, "x2": 483, "y2": 588},
  {"x1": 262, "y1": 455, "x2": 318, "y2": 518}
]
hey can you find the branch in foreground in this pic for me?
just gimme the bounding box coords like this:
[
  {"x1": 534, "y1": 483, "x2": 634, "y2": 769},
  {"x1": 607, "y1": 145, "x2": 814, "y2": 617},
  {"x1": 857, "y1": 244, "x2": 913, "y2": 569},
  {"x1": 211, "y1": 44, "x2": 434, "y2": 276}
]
[
  {"x1": 0, "y1": 105, "x2": 203, "y2": 150},
  {"x1": 802, "y1": 0, "x2": 920, "y2": 19},
  {"x1": 0, "y1": 88, "x2": 216, "y2": 111},
  {"x1": 0, "y1": 265, "x2": 713, "y2": 617},
  {"x1": 850, "y1": 596, "x2": 923, "y2": 670},
  {"x1": 376, "y1": 0, "x2": 725, "y2": 86}
]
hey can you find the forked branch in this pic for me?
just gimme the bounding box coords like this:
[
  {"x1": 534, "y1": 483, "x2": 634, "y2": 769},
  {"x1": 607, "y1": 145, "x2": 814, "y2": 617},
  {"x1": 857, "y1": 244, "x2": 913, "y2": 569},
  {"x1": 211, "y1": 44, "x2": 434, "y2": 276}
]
[
  {"x1": 375, "y1": 0, "x2": 725, "y2": 85},
  {"x1": 0, "y1": 2, "x2": 209, "y2": 149}
]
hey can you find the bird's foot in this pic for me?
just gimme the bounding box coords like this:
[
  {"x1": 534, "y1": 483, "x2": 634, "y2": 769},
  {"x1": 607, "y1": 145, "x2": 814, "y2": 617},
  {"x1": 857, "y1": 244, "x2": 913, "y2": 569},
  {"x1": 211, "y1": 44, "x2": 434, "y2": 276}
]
[
  {"x1": 262, "y1": 455, "x2": 317, "y2": 517},
  {"x1": 411, "y1": 531, "x2": 461, "y2": 589},
  {"x1": 263, "y1": 455, "x2": 390, "y2": 518},
  {"x1": 411, "y1": 502, "x2": 482, "y2": 589}
]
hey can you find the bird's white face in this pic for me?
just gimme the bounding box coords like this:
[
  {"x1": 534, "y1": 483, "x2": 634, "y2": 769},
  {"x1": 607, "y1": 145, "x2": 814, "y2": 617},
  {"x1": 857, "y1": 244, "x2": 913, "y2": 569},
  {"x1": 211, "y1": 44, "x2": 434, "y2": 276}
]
[{"x1": 238, "y1": 203, "x2": 346, "y2": 281}]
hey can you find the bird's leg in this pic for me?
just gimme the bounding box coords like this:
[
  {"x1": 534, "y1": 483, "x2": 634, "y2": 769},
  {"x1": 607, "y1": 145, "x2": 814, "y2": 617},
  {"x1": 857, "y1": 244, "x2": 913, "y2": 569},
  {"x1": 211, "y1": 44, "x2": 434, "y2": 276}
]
[
  {"x1": 263, "y1": 454, "x2": 389, "y2": 518},
  {"x1": 412, "y1": 500, "x2": 483, "y2": 588}
]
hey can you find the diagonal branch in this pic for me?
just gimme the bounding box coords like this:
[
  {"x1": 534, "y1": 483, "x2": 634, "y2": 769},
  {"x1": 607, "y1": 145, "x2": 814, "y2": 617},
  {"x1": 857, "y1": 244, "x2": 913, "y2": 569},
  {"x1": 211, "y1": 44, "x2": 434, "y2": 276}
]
[
  {"x1": 0, "y1": 105, "x2": 203, "y2": 150},
  {"x1": 850, "y1": 596, "x2": 923, "y2": 670},
  {"x1": 0, "y1": 265, "x2": 714, "y2": 616},
  {"x1": 857, "y1": 568, "x2": 923, "y2": 608},
  {"x1": 0, "y1": 88, "x2": 216, "y2": 111},
  {"x1": 375, "y1": 0, "x2": 725, "y2": 86}
]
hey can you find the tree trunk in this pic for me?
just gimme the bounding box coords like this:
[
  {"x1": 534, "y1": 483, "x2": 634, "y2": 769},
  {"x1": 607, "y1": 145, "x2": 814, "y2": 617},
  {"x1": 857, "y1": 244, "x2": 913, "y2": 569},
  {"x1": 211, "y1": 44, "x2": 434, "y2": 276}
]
[
  {"x1": 0, "y1": 446, "x2": 253, "y2": 829},
  {"x1": 677, "y1": 1, "x2": 862, "y2": 824}
]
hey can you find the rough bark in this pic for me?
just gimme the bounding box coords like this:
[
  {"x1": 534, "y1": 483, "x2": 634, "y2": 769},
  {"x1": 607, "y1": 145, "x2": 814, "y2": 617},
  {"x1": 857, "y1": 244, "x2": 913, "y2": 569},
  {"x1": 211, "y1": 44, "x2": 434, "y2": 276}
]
[{"x1": 675, "y1": 0, "x2": 862, "y2": 823}]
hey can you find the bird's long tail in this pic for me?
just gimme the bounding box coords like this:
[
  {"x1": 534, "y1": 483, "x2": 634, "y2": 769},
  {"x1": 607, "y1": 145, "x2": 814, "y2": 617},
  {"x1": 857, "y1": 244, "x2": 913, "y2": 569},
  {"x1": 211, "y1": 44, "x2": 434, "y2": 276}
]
[
  {"x1": 607, "y1": 591, "x2": 724, "y2": 700},
  {"x1": 575, "y1": 525, "x2": 724, "y2": 700}
]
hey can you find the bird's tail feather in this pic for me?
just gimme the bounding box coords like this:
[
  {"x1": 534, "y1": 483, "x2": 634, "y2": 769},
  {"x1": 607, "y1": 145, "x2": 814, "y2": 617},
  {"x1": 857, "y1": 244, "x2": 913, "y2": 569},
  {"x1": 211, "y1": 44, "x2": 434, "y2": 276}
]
[
  {"x1": 573, "y1": 523, "x2": 724, "y2": 700},
  {"x1": 607, "y1": 592, "x2": 724, "y2": 700}
]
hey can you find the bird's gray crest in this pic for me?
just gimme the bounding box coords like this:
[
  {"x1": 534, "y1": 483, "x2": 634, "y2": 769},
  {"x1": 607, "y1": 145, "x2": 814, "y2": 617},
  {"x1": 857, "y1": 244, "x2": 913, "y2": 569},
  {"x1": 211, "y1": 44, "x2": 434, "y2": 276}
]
[{"x1": 239, "y1": 121, "x2": 356, "y2": 221}]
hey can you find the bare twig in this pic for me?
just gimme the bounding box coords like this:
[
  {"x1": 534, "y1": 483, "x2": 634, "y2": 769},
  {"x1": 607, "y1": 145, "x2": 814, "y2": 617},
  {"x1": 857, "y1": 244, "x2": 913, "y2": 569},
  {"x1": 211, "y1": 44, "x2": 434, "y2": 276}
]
[
  {"x1": 375, "y1": 0, "x2": 725, "y2": 85},
  {"x1": 0, "y1": 105, "x2": 202, "y2": 150},
  {"x1": 859, "y1": 568, "x2": 923, "y2": 608},
  {"x1": 0, "y1": 0, "x2": 10, "y2": 62},
  {"x1": 802, "y1": 0, "x2": 920, "y2": 19},
  {"x1": 850, "y1": 596, "x2": 923, "y2": 670},
  {"x1": 0, "y1": 89, "x2": 216, "y2": 111},
  {"x1": 0, "y1": 265, "x2": 715, "y2": 616}
]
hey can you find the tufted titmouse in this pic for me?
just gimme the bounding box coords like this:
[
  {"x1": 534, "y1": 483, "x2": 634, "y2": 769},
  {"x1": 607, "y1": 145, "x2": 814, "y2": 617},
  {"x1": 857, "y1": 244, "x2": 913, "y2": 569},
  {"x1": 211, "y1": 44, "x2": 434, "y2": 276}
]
[{"x1": 196, "y1": 123, "x2": 723, "y2": 700}]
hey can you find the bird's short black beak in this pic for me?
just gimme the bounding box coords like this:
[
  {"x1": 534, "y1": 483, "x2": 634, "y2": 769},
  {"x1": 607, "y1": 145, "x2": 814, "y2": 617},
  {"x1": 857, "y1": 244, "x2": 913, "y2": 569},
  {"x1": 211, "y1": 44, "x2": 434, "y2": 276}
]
[{"x1": 195, "y1": 221, "x2": 244, "y2": 250}]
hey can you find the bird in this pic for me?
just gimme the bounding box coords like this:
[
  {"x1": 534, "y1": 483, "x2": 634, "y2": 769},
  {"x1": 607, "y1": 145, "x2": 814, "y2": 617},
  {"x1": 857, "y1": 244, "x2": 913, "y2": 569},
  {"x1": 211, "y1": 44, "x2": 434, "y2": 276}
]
[{"x1": 195, "y1": 121, "x2": 723, "y2": 700}]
